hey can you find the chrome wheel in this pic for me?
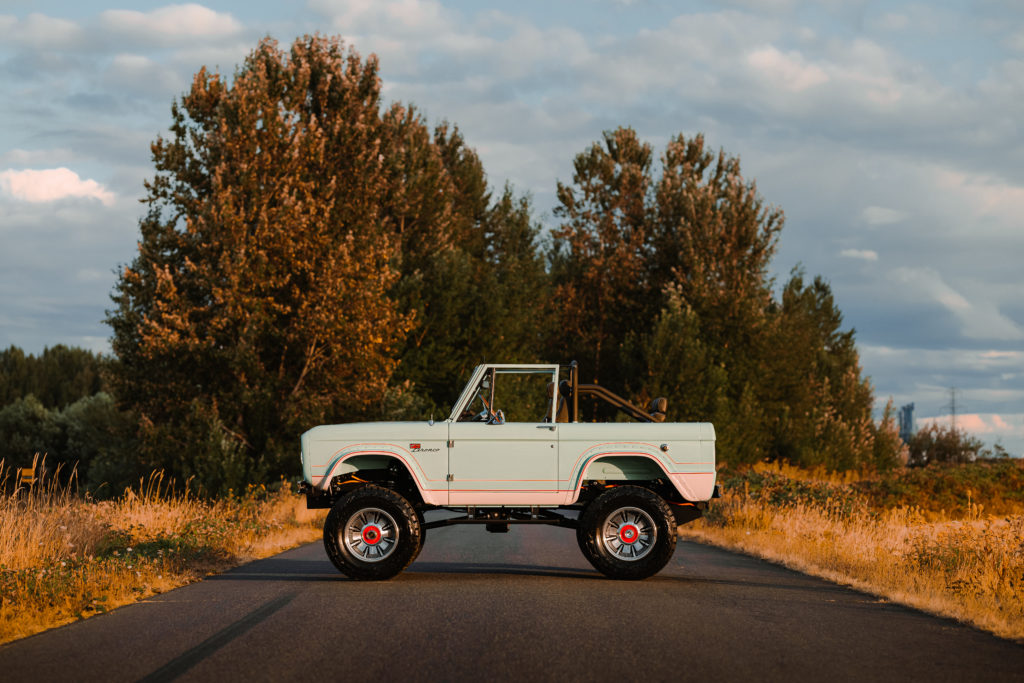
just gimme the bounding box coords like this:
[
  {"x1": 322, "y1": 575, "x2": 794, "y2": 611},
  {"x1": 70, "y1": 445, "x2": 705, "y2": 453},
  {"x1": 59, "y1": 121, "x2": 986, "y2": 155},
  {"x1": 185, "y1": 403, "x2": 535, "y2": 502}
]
[
  {"x1": 600, "y1": 506, "x2": 656, "y2": 561},
  {"x1": 342, "y1": 507, "x2": 399, "y2": 562}
]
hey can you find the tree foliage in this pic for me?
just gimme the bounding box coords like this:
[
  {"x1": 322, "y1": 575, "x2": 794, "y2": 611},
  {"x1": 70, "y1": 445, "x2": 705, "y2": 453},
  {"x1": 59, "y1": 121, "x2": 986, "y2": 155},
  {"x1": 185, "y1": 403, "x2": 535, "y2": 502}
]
[
  {"x1": 0, "y1": 392, "x2": 133, "y2": 489},
  {"x1": 0, "y1": 345, "x2": 108, "y2": 409},
  {"x1": 550, "y1": 127, "x2": 903, "y2": 468},
  {"x1": 94, "y1": 38, "x2": 909, "y2": 489},
  {"x1": 105, "y1": 35, "x2": 545, "y2": 491},
  {"x1": 107, "y1": 36, "x2": 414, "y2": 491},
  {"x1": 908, "y1": 424, "x2": 984, "y2": 466}
]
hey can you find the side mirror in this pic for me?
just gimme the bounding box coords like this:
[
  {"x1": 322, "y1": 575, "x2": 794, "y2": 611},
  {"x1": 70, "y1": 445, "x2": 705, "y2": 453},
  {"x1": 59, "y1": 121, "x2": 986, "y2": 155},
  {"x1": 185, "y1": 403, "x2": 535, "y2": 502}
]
[{"x1": 488, "y1": 409, "x2": 505, "y2": 425}]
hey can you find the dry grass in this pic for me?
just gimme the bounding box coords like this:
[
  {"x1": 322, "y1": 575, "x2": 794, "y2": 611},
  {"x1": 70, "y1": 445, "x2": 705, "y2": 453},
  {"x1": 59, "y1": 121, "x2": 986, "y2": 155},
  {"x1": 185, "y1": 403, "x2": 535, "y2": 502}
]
[
  {"x1": 0, "y1": 458, "x2": 325, "y2": 645},
  {"x1": 683, "y1": 463, "x2": 1024, "y2": 641}
]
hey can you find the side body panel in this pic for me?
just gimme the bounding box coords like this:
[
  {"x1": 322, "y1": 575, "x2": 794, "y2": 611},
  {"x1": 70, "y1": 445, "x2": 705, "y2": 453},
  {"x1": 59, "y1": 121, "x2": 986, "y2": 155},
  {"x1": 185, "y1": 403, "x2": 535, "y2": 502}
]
[
  {"x1": 558, "y1": 422, "x2": 716, "y2": 504},
  {"x1": 301, "y1": 422, "x2": 449, "y2": 505},
  {"x1": 447, "y1": 422, "x2": 560, "y2": 505}
]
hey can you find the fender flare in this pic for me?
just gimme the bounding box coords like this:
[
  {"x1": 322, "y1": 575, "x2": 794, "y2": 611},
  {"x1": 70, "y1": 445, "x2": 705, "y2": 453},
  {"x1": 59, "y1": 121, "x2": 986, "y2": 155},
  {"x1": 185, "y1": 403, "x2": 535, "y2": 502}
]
[
  {"x1": 320, "y1": 447, "x2": 441, "y2": 505},
  {"x1": 569, "y1": 451, "x2": 680, "y2": 503}
]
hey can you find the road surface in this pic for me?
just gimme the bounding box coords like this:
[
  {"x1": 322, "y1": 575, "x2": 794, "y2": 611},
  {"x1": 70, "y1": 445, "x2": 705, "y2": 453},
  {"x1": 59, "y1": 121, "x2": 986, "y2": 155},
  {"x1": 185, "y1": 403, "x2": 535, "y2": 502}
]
[{"x1": 2, "y1": 519, "x2": 1023, "y2": 682}]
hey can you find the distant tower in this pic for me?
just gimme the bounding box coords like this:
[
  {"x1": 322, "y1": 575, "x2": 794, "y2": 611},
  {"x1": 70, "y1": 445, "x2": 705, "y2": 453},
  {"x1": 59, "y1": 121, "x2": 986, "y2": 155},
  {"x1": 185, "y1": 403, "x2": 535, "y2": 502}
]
[{"x1": 898, "y1": 403, "x2": 915, "y2": 444}]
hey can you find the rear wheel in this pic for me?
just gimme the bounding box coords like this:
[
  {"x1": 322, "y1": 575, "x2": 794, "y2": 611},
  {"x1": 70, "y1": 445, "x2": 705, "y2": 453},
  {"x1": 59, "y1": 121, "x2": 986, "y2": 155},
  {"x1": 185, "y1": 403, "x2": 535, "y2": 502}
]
[
  {"x1": 323, "y1": 485, "x2": 422, "y2": 580},
  {"x1": 577, "y1": 486, "x2": 677, "y2": 579}
]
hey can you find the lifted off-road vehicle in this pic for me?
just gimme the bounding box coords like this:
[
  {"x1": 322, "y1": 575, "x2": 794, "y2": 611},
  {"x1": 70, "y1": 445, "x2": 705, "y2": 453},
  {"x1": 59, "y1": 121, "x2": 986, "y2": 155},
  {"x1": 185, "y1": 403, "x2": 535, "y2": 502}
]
[{"x1": 300, "y1": 362, "x2": 717, "y2": 580}]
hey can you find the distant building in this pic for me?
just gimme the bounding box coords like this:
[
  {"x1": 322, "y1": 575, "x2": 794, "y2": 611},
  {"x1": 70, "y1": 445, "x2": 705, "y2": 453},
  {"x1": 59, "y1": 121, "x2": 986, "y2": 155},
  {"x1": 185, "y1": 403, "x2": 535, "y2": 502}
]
[{"x1": 898, "y1": 403, "x2": 915, "y2": 444}]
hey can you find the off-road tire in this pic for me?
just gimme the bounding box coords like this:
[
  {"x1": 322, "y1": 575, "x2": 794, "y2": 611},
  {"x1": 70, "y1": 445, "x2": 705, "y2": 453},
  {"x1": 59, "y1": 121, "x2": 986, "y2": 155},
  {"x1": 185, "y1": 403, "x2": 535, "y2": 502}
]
[
  {"x1": 577, "y1": 485, "x2": 677, "y2": 580},
  {"x1": 323, "y1": 485, "x2": 422, "y2": 580},
  {"x1": 410, "y1": 508, "x2": 427, "y2": 564}
]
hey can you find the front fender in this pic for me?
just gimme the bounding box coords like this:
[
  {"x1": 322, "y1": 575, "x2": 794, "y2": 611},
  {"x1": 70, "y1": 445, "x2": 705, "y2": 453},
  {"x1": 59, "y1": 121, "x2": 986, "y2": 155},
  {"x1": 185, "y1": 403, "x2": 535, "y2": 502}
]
[{"x1": 319, "y1": 447, "x2": 446, "y2": 506}]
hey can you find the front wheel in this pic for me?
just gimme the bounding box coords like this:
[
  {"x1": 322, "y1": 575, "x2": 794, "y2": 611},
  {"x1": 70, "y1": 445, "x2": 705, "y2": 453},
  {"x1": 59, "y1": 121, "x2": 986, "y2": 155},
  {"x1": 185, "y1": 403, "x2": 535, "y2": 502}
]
[
  {"x1": 323, "y1": 485, "x2": 422, "y2": 580},
  {"x1": 577, "y1": 486, "x2": 677, "y2": 580}
]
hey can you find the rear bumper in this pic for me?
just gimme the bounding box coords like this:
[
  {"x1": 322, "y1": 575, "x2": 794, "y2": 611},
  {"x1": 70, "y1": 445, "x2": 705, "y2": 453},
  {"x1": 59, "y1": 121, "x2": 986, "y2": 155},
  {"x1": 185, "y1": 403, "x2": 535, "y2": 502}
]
[{"x1": 669, "y1": 502, "x2": 703, "y2": 526}]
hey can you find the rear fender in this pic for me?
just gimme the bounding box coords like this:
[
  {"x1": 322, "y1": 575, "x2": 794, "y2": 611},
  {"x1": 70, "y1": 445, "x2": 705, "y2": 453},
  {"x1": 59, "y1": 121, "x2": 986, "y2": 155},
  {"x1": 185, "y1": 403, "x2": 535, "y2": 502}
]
[{"x1": 572, "y1": 453, "x2": 674, "y2": 501}]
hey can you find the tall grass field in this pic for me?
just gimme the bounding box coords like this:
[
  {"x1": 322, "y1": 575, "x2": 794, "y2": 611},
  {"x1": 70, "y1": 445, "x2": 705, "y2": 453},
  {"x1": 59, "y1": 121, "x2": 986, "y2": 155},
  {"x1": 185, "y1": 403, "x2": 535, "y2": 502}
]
[{"x1": 0, "y1": 459, "x2": 324, "y2": 645}]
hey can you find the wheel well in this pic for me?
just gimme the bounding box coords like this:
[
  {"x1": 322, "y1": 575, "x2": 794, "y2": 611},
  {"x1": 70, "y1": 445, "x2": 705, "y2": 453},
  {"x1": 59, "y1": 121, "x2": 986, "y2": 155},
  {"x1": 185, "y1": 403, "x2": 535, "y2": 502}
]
[
  {"x1": 577, "y1": 472, "x2": 687, "y2": 507},
  {"x1": 584, "y1": 455, "x2": 664, "y2": 481},
  {"x1": 578, "y1": 456, "x2": 681, "y2": 501},
  {"x1": 328, "y1": 457, "x2": 424, "y2": 507}
]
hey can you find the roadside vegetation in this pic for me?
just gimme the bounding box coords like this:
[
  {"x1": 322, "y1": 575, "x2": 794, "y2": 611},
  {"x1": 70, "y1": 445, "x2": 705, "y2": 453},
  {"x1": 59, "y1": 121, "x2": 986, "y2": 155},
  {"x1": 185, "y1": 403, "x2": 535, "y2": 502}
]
[
  {"x1": 0, "y1": 459, "x2": 324, "y2": 645},
  {"x1": 683, "y1": 460, "x2": 1024, "y2": 641}
]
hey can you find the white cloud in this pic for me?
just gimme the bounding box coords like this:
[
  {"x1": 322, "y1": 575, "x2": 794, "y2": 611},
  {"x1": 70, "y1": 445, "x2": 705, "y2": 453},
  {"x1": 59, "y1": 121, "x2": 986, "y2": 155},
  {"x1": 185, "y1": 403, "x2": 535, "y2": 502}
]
[
  {"x1": 934, "y1": 168, "x2": 1024, "y2": 222},
  {"x1": 861, "y1": 205, "x2": 906, "y2": 226},
  {"x1": 0, "y1": 12, "x2": 84, "y2": 49},
  {"x1": 861, "y1": 345, "x2": 1024, "y2": 375},
  {"x1": 101, "y1": 4, "x2": 241, "y2": 44},
  {"x1": 840, "y1": 248, "x2": 878, "y2": 261},
  {"x1": 0, "y1": 168, "x2": 115, "y2": 206},
  {"x1": 104, "y1": 54, "x2": 184, "y2": 95},
  {"x1": 747, "y1": 45, "x2": 828, "y2": 92},
  {"x1": 889, "y1": 267, "x2": 1024, "y2": 341}
]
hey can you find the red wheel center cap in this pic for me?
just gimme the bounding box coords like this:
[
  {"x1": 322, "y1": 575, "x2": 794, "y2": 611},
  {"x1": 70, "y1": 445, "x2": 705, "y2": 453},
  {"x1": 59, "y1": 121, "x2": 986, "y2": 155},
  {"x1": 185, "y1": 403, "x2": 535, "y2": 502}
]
[
  {"x1": 620, "y1": 524, "x2": 639, "y2": 544},
  {"x1": 362, "y1": 525, "x2": 382, "y2": 545}
]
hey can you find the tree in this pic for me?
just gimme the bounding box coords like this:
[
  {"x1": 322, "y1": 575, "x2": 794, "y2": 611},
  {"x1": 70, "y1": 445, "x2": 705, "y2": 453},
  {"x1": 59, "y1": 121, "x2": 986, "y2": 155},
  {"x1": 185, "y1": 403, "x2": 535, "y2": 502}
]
[
  {"x1": 552, "y1": 128, "x2": 902, "y2": 469},
  {"x1": 107, "y1": 36, "x2": 413, "y2": 492},
  {"x1": 908, "y1": 424, "x2": 983, "y2": 466},
  {"x1": 0, "y1": 345, "x2": 107, "y2": 409},
  {"x1": 0, "y1": 392, "x2": 132, "y2": 487},
  {"x1": 107, "y1": 35, "x2": 547, "y2": 490},
  {"x1": 549, "y1": 128, "x2": 654, "y2": 388},
  {"x1": 0, "y1": 395, "x2": 62, "y2": 471},
  {"x1": 385, "y1": 121, "x2": 549, "y2": 415}
]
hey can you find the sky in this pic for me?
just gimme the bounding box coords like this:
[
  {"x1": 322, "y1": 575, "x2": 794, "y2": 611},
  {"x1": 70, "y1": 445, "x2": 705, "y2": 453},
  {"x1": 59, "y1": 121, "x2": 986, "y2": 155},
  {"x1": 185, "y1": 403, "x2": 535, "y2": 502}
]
[{"x1": 1, "y1": 0, "x2": 1022, "y2": 454}]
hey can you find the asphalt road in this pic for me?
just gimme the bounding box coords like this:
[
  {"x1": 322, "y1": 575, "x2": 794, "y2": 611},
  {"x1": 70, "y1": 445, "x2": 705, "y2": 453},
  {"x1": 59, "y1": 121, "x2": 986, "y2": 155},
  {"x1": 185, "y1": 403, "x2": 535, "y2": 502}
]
[{"x1": 2, "y1": 519, "x2": 1023, "y2": 683}]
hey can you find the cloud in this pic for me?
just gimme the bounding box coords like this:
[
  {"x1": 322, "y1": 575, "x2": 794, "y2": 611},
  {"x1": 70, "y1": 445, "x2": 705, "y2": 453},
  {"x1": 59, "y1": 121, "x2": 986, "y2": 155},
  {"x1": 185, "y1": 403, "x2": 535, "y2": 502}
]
[
  {"x1": 0, "y1": 12, "x2": 84, "y2": 49},
  {"x1": 0, "y1": 149, "x2": 75, "y2": 166},
  {"x1": 0, "y1": 168, "x2": 115, "y2": 206},
  {"x1": 871, "y1": 13, "x2": 909, "y2": 31},
  {"x1": 104, "y1": 54, "x2": 184, "y2": 95},
  {"x1": 861, "y1": 205, "x2": 906, "y2": 226},
  {"x1": 840, "y1": 248, "x2": 878, "y2": 261},
  {"x1": 100, "y1": 4, "x2": 242, "y2": 45},
  {"x1": 918, "y1": 413, "x2": 1024, "y2": 449},
  {"x1": 1008, "y1": 29, "x2": 1024, "y2": 51},
  {"x1": 934, "y1": 168, "x2": 1024, "y2": 221},
  {"x1": 747, "y1": 46, "x2": 828, "y2": 92},
  {"x1": 862, "y1": 345, "x2": 1024, "y2": 370},
  {"x1": 889, "y1": 267, "x2": 1024, "y2": 341}
]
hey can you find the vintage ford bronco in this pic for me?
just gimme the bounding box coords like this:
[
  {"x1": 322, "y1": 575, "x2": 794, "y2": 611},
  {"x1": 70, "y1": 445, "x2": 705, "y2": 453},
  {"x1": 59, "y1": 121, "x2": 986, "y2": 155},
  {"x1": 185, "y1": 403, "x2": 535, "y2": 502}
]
[{"x1": 300, "y1": 362, "x2": 717, "y2": 580}]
